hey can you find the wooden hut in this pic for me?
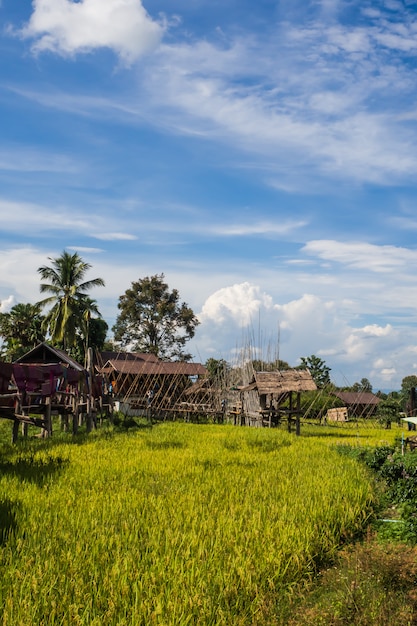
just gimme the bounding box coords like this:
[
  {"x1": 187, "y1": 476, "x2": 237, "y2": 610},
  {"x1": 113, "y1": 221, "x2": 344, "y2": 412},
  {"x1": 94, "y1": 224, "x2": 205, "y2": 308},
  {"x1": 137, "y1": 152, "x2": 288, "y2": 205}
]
[
  {"x1": 235, "y1": 369, "x2": 317, "y2": 434},
  {"x1": 13, "y1": 342, "x2": 88, "y2": 436},
  {"x1": 331, "y1": 391, "x2": 380, "y2": 418},
  {"x1": 97, "y1": 352, "x2": 207, "y2": 417}
]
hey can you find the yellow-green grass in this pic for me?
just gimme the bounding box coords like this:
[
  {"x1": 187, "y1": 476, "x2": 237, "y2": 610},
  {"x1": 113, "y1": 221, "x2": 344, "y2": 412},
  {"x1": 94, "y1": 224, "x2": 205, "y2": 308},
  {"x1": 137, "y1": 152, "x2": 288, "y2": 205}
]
[{"x1": 0, "y1": 421, "x2": 398, "y2": 625}]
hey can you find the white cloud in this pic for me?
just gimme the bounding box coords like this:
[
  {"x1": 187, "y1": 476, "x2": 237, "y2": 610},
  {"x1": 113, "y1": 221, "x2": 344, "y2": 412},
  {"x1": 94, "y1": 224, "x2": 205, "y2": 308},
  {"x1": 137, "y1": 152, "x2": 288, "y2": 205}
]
[
  {"x1": 198, "y1": 282, "x2": 274, "y2": 327},
  {"x1": 20, "y1": 0, "x2": 164, "y2": 64},
  {"x1": 67, "y1": 246, "x2": 104, "y2": 254},
  {"x1": 192, "y1": 282, "x2": 417, "y2": 389},
  {"x1": 135, "y1": 10, "x2": 417, "y2": 187},
  {"x1": 93, "y1": 232, "x2": 138, "y2": 241},
  {"x1": 0, "y1": 247, "x2": 52, "y2": 305},
  {"x1": 208, "y1": 220, "x2": 308, "y2": 237},
  {"x1": 362, "y1": 324, "x2": 393, "y2": 337},
  {"x1": 0, "y1": 198, "x2": 93, "y2": 234},
  {"x1": 302, "y1": 240, "x2": 417, "y2": 272},
  {"x1": 0, "y1": 295, "x2": 15, "y2": 313},
  {"x1": 13, "y1": 7, "x2": 417, "y2": 188}
]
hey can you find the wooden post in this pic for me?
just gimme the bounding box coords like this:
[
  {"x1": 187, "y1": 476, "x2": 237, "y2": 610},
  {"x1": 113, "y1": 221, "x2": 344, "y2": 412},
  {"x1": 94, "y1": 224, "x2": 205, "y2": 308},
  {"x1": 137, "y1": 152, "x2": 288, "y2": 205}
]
[
  {"x1": 287, "y1": 392, "x2": 293, "y2": 433},
  {"x1": 46, "y1": 397, "x2": 52, "y2": 437},
  {"x1": 295, "y1": 392, "x2": 301, "y2": 436},
  {"x1": 86, "y1": 347, "x2": 93, "y2": 433},
  {"x1": 12, "y1": 419, "x2": 19, "y2": 444},
  {"x1": 72, "y1": 404, "x2": 78, "y2": 435},
  {"x1": 409, "y1": 387, "x2": 417, "y2": 431}
]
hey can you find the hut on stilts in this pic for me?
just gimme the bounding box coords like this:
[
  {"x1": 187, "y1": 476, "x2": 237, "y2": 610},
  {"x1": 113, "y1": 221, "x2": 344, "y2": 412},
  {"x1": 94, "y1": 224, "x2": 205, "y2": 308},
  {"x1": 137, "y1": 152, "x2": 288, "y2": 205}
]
[
  {"x1": 0, "y1": 342, "x2": 111, "y2": 442},
  {"x1": 96, "y1": 351, "x2": 208, "y2": 420},
  {"x1": 230, "y1": 369, "x2": 317, "y2": 434}
]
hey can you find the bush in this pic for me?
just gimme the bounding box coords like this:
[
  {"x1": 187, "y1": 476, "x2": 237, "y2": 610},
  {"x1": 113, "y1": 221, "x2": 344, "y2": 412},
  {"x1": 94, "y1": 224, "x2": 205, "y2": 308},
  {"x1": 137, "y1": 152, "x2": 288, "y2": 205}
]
[{"x1": 337, "y1": 443, "x2": 417, "y2": 543}]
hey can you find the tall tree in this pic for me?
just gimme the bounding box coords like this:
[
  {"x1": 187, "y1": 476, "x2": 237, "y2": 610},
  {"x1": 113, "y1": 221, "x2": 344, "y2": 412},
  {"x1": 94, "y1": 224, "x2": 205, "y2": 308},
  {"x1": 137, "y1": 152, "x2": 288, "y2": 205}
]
[
  {"x1": 297, "y1": 354, "x2": 331, "y2": 388},
  {"x1": 72, "y1": 315, "x2": 109, "y2": 366},
  {"x1": 400, "y1": 375, "x2": 417, "y2": 411},
  {"x1": 0, "y1": 302, "x2": 45, "y2": 361},
  {"x1": 113, "y1": 274, "x2": 199, "y2": 361},
  {"x1": 351, "y1": 378, "x2": 373, "y2": 393},
  {"x1": 37, "y1": 251, "x2": 105, "y2": 353}
]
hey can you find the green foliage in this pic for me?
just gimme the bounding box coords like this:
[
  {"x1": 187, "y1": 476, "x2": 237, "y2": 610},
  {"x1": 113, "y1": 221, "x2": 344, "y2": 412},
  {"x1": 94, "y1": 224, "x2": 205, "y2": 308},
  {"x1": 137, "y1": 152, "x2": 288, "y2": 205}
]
[
  {"x1": 299, "y1": 390, "x2": 343, "y2": 420},
  {"x1": 37, "y1": 251, "x2": 105, "y2": 356},
  {"x1": 376, "y1": 396, "x2": 402, "y2": 429},
  {"x1": 297, "y1": 354, "x2": 331, "y2": 388},
  {"x1": 113, "y1": 273, "x2": 199, "y2": 361},
  {"x1": 251, "y1": 358, "x2": 290, "y2": 371},
  {"x1": 400, "y1": 375, "x2": 417, "y2": 410},
  {"x1": 71, "y1": 318, "x2": 109, "y2": 365},
  {"x1": 401, "y1": 375, "x2": 417, "y2": 394},
  {"x1": 337, "y1": 443, "x2": 417, "y2": 543},
  {"x1": 351, "y1": 377, "x2": 373, "y2": 393},
  {"x1": 205, "y1": 357, "x2": 230, "y2": 380},
  {"x1": 0, "y1": 302, "x2": 45, "y2": 361}
]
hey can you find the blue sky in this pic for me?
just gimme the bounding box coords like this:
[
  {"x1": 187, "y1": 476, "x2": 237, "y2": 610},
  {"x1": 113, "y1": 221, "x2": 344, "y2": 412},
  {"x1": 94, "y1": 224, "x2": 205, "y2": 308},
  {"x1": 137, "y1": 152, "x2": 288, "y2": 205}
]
[{"x1": 1, "y1": 0, "x2": 417, "y2": 390}]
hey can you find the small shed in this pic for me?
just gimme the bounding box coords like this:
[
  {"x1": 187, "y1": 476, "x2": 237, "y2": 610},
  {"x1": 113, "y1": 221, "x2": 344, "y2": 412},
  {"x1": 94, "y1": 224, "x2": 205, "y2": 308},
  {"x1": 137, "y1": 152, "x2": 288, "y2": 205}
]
[
  {"x1": 237, "y1": 369, "x2": 317, "y2": 434},
  {"x1": 331, "y1": 391, "x2": 380, "y2": 418},
  {"x1": 326, "y1": 407, "x2": 349, "y2": 422}
]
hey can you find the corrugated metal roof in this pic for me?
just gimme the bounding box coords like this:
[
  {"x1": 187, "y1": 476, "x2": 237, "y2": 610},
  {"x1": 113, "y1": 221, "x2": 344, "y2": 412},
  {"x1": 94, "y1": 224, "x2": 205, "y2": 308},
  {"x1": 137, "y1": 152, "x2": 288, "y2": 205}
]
[
  {"x1": 101, "y1": 359, "x2": 207, "y2": 376},
  {"x1": 98, "y1": 351, "x2": 160, "y2": 364},
  {"x1": 15, "y1": 342, "x2": 85, "y2": 371},
  {"x1": 333, "y1": 391, "x2": 380, "y2": 406},
  {"x1": 240, "y1": 370, "x2": 317, "y2": 393}
]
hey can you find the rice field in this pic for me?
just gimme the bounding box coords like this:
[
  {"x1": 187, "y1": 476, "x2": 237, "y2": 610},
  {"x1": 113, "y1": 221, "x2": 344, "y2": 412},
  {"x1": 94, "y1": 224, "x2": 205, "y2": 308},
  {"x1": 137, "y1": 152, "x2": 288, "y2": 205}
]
[{"x1": 0, "y1": 421, "x2": 400, "y2": 625}]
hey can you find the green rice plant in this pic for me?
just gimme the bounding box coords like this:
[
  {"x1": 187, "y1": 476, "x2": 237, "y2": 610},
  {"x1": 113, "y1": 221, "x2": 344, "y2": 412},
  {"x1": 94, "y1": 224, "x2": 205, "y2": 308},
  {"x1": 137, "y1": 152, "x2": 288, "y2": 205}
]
[{"x1": 0, "y1": 422, "x2": 380, "y2": 625}]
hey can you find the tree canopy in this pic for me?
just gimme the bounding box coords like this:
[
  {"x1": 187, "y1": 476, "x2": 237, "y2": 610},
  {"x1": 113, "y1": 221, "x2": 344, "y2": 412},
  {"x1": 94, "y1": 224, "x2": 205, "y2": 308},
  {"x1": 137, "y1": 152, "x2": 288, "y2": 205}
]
[
  {"x1": 37, "y1": 251, "x2": 105, "y2": 355},
  {"x1": 351, "y1": 378, "x2": 373, "y2": 393},
  {"x1": 251, "y1": 358, "x2": 290, "y2": 372},
  {"x1": 297, "y1": 354, "x2": 331, "y2": 388},
  {"x1": 205, "y1": 358, "x2": 230, "y2": 381},
  {"x1": 113, "y1": 274, "x2": 199, "y2": 361},
  {"x1": 0, "y1": 302, "x2": 45, "y2": 361}
]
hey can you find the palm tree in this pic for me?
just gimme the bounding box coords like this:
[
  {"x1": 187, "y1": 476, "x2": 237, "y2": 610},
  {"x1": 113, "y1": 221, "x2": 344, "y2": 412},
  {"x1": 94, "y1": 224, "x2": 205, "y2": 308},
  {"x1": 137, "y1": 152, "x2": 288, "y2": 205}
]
[{"x1": 37, "y1": 251, "x2": 105, "y2": 352}]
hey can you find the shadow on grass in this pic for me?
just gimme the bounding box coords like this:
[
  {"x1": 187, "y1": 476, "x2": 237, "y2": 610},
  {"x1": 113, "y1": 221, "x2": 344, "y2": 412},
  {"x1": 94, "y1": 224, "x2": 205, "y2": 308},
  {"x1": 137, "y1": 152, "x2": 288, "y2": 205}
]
[
  {"x1": 301, "y1": 430, "x2": 370, "y2": 439},
  {"x1": 0, "y1": 498, "x2": 19, "y2": 546},
  {"x1": 0, "y1": 453, "x2": 68, "y2": 485}
]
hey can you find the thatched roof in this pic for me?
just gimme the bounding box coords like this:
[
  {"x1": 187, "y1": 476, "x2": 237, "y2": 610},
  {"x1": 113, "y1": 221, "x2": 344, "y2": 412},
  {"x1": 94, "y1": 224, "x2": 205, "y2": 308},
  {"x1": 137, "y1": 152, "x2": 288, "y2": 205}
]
[{"x1": 240, "y1": 370, "x2": 317, "y2": 394}]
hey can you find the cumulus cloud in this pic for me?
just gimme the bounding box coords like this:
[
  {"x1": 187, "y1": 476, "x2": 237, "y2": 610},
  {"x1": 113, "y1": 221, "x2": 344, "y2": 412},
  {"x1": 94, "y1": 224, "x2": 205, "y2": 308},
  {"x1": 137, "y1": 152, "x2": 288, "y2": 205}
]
[
  {"x1": 20, "y1": 0, "x2": 164, "y2": 64},
  {"x1": 0, "y1": 295, "x2": 15, "y2": 313},
  {"x1": 198, "y1": 282, "x2": 274, "y2": 327},
  {"x1": 0, "y1": 247, "x2": 52, "y2": 305},
  {"x1": 192, "y1": 282, "x2": 417, "y2": 389}
]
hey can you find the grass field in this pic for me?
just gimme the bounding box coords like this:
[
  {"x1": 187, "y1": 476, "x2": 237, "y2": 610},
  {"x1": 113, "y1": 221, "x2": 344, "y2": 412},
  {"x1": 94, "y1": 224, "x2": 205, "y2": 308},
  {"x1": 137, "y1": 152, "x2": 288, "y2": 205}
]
[{"x1": 0, "y1": 420, "x2": 404, "y2": 625}]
